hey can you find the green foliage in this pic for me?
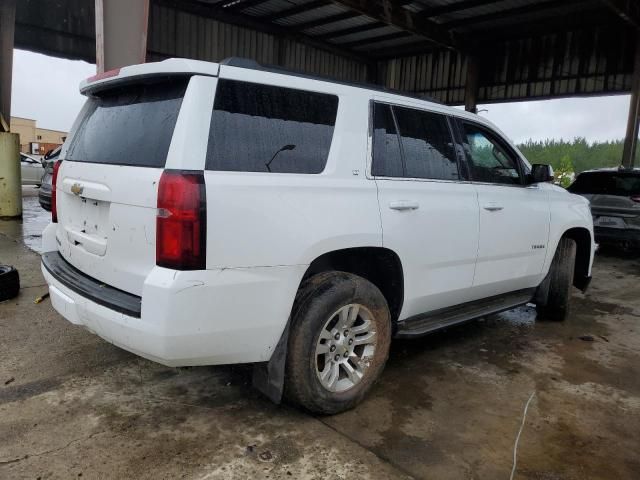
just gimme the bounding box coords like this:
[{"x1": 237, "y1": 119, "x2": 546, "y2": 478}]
[
  {"x1": 517, "y1": 137, "x2": 640, "y2": 176},
  {"x1": 554, "y1": 154, "x2": 575, "y2": 188}
]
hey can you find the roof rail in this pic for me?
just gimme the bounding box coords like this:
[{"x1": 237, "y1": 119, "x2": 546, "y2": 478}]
[{"x1": 218, "y1": 56, "x2": 443, "y2": 105}]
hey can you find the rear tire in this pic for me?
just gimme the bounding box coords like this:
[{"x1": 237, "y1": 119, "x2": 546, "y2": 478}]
[
  {"x1": 285, "y1": 272, "x2": 391, "y2": 415},
  {"x1": 536, "y1": 238, "x2": 576, "y2": 321},
  {"x1": 0, "y1": 265, "x2": 20, "y2": 302}
]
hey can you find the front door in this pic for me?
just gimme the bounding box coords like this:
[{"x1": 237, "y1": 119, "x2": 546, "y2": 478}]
[
  {"x1": 372, "y1": 101, "x2": 479, "y2": 319},
  {"x1": 458, "y1": 121, "x2": 550, "y2": 297}
]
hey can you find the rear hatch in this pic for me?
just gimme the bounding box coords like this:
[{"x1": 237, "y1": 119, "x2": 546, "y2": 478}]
[
  {"x1": 56, "y1": 77, "x2": 189, "y2": 296},
  {"x1": 568, "y1": 171, "x2": 640, "y2": 231}
]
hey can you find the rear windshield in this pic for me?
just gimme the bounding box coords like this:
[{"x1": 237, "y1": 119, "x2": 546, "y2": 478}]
[
  {"x1": 568, "y1": 172, "x2": 640, "y2": 196},
  {"x1": 65, "y1": 79, "x2": 188, "y2": 168},
  {"x1": 206, "y1": 79, "x2": 339, "y2": 174}
]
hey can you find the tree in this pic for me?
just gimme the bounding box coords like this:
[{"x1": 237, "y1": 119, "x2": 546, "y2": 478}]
[
  {"x1": 517, "y1": 138, "x2": 635, "y2": 175},
  {"x1": 554, "y1": 154, "x2": 575, "y2": 187}
]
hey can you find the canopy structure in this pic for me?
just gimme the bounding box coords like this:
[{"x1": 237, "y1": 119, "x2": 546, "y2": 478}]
[{"x1": 2, "y1": 0, "x2": 640, "y2": 167}]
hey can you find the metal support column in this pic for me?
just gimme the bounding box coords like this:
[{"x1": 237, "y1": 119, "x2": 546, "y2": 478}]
[
  {"x1": 0, "y1": 0, "x2": 21, "y2": 219},
  {"x1": 0, "y1": 0, "x2": 15, "y2": 125},
  {"x1": 95, "y1": 0, "x2": 150, "y2": 73},
  {"x1": 622, "y1": 35, "x2": 640, "y2": 170},
  {"x1": 464, "y1": 55, "x2": 479, "y2": 114}
]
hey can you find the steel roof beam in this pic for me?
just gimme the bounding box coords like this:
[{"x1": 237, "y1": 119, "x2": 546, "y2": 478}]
[
  {"x1": 157, "y1": 0, "x2": 370, "y2": 63},
  {"x1": 218, "y1": 0, "x2": 269, "y2": 11},
  {"x1": 338, "y1": 31, "x2": 411, "y2": 49},
  {"x1": 601, "y1": 0, "x2": 640, "y2": 27},
  {"x1": 293, "y1": 11, "x2": 360, "y2": 30},
  {"x1": 418, "y1": 0, "x2": 507, "y2": 18},
  {"x1": 262, "y1": 0, "x2": 329, "y2": 22},
  {"x1": 314, "y1": 21, "x2": 386, "y2": 40},
  {"x1": 329, "y1": 0, "x2": 457, "y2": 49},
  {"x1": 442, "y1": 0, "x2": 585, "y2": 29}
]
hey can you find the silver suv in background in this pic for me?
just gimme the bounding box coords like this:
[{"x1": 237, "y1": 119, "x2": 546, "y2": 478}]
[
  {"x1": 568, "y1": 168, "x2": 640, "y2": 250},
  {"x1": 38, "y1": 147, "x2": 61, "y2": 211}
]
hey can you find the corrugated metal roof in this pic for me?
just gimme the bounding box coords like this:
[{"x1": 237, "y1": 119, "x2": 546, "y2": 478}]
[
  {"x1": 243, "y1": 0, "x2": 302, "y2": 17},
  {"x1": 330, "y1": 25, "x2": 402, "y2": 45},
  {"x1": 353, "y1": 35, "x2": 424, "y2": 52},
  {"x1": 275, "y1": 4, "x2": 352, "y2": 28},
  {"x1": 304, "y1": 16, "x2": 375, "y2": 36},
  {"x1": 433, "y1": 0, "x2": 539, "y2": 23},
  {"x1": 438, "y1": 0, "x2": 600, "y2": 31},
  {"x1": 15, "y1": 0, "x2": 639, "y2": 104}
]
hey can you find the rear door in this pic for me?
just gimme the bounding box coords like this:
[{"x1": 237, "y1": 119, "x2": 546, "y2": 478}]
[
  {"x1": 457, "y1": 120, "x2": 550, "y2": 296},
  {"x1": 373, "y1": 101, "x2": 480, "y2": 318},
  {"x1": 56, "y1": 77, "x2": 189, "y2": 296}
]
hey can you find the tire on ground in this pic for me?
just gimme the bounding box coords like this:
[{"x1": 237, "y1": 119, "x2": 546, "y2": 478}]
[
  {"x1": 536, "y1": 237, "x2": 576, "y2": 322},
  {"x1": 0, "y1": 265, "x2": 20, "y2": 302},
  {"x1": 285, "y1": 271, "x2": 392, "y2": 415}
]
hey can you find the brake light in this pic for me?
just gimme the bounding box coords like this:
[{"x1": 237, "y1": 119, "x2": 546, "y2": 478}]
[
  {"x1": 156, "y1": 170, "x2": 206, "y2": 270},
  {"x1": 51, "y1": 160, "x2": 62, "y2": 223},
  {"x1": 631, "y1": 195, "x2": 640, "y2": 203}
]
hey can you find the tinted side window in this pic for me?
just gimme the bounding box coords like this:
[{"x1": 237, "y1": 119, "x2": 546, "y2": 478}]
[
  {"x1": 568, "y1": 172, "x2": 640, "y2": 196},
  {"x1": 206, "y1": 80, "x2": 338, "y2": 174},
  {"x1": 66, "y1": 79, "x2": 188, "y2": 167},
  {"x1": 394, "y1": 107, "x2": 459, "y2": 180},
  {"x1": 372, "y1": 103, "x2": 403, "y2": 177},
  {"x1": 461, "y1": 123, "x2": 522, "y2": 185}
]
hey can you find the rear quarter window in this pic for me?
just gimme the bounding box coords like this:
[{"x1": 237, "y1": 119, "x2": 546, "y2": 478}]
[
  {"x1": 65, "y1": 79, "x2": 188, "y2": 168},
  {"x1": 206, "y1": 80, "x2": 339, "y2": 174}
]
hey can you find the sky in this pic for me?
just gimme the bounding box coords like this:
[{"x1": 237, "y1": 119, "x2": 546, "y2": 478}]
[{"x1": 11, "y1": 49, "x2": 632, "y2": 144}]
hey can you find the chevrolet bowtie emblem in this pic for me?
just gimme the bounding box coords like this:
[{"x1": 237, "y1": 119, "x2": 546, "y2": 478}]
[{"x1": 71, "y1": 183, "x2": 84, "y2": 196}]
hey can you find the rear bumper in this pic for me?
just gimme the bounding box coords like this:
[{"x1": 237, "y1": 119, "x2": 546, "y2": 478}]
[
  {"x1": 42, "y1": 251, "x2": 305, "y2": 367},
  {"x1": 594, "y1": 226, "x2": 640, "y2": 247},
  {"x1": 42, "y1": 252, "x2": 141, "y2": 317}
]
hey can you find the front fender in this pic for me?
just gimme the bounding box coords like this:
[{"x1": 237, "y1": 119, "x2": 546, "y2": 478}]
[{"x1": 544, "y1": 187, "x2": 595, "y2": 283}]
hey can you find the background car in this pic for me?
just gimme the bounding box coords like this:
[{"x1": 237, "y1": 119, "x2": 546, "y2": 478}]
[
  {"x1": 20, "y1": 152, "x2": 44, "y2": 186},
  {"x1": 568, "y1": 168, "x2": 640, "y2": 249},
  {"x1": 38, "y1": 146, "x2": 61, "y2": 211}
]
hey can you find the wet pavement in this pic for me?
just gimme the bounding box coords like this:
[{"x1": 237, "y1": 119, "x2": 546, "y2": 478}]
[
  {"x1": 1, "y1": 190, "x2": 639, "y2": 479},
  {"x1": 0, "y1": 187, "x2": 49, "y2": 253}
]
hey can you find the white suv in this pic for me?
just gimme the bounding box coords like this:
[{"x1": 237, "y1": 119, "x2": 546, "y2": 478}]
[{"x1": 42, "y1": 58, "x2": 595, "y2": 414}]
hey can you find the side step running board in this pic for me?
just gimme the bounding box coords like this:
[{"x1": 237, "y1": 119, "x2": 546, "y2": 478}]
[{"x1": 395, "y1": 288, "x2": 536, "y2": 339}]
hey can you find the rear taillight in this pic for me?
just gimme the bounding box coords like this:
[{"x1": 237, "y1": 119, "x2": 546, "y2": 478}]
[
  {"x1": 631, "y1": 195, "x2": 640, "y2": 203},
  {"x1": 156, "y1": 170, "x2": 206, "y2": 270},
  {"x1": 51, "y1": 160, "x2": 62, "y2": 223}
]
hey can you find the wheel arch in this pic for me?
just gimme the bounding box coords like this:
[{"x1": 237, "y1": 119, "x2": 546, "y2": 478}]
[
  {"x1": 561, "y1": 227, "x2": 593, "y2": 291},
  {"x1": 300, "y1": 247, "x2": 405, "y2": 323},
  {"x1": 252, "y1": 246, "x2": 404, "y2": 404}
]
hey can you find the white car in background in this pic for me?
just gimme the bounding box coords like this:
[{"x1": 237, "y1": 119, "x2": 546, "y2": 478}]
[
  {"x1": 41, "y1": 58, "x2": 596, "y2": 414},
  {"x1": 20, "y1": 152, "x2": 44, "y2": 186}
]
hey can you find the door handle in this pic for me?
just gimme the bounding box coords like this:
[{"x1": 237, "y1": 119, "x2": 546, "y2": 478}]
[
  {"x1": 389, "y1": 201, "x2": 419, "y2": 211},
  {"x1": 483, "y1": 202, "x2": 504, "y2": 212}
]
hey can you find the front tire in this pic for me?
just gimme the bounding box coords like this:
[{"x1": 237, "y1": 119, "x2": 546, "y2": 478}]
[
  {"x1": 536, "y1": 238, "x2": 576, "y2": 321},
  {"x1": 285, "y1": 272, "x2": 391, "y2": 415}
]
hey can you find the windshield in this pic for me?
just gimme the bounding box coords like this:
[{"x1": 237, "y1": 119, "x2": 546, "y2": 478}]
[
  {"x1": 568, "y1": 172, "x2": 640, "y2": 196},
  {"x1": 66, "y1": 78, "x2": 188, "y2": 168}
]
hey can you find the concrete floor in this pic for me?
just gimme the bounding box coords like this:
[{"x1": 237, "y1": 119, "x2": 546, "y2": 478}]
[{"x1": 1, "y1": 188, "x2": 639, "y2": 479}]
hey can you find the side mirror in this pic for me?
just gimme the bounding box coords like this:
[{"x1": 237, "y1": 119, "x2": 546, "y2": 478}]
[{"x1": 530, "y1": 164, "x2": 554, "y2": 183}]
